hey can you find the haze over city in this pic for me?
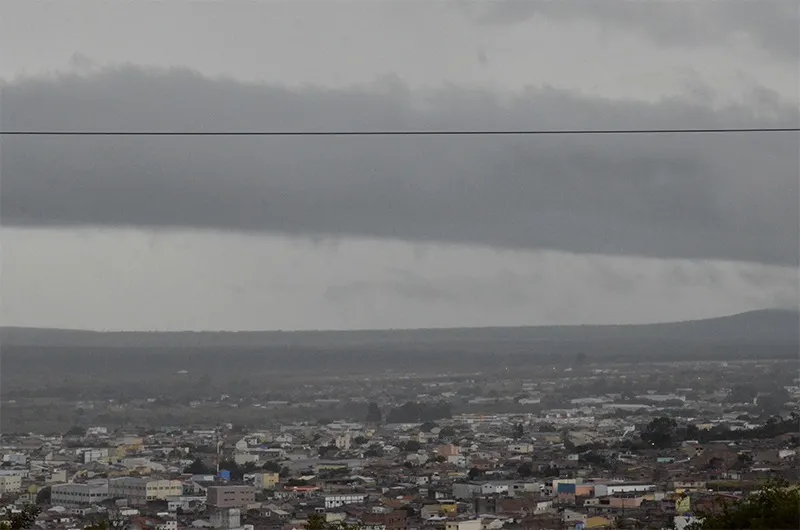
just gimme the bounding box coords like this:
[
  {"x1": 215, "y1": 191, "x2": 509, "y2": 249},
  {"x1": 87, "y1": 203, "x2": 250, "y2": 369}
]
[{"x1": 1, "y1": 3, "x2": 800, "y2": 530}]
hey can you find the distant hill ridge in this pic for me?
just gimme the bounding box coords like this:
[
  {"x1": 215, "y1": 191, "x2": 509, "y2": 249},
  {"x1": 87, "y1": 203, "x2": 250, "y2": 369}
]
[{"x1": 1, "y1": 309, "x2": 797, "y2": 349}]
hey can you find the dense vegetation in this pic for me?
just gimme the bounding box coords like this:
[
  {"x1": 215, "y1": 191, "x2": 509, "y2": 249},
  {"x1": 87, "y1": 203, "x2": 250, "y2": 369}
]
[
  {"x1": 0, "y1": 506, "x2": 39, "y2": 530},
  {"x1": 688, "y1": 480, "x2": 800, "y2": 529},
  {"x1": 638, "y1": 414, "x2": 798, "y2": 449}
]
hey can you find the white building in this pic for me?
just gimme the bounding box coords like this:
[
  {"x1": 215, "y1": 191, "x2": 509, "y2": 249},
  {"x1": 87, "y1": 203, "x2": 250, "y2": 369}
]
[
  {"x1": 480, "y1": 483, "x2": 510, "y2": 495},
  {"x1": 1, "y1": 454, "x2": 27, "y2": 466},
  {"x1": 86, "y1": 427, "x2": 108, "y2": 436},
  {"x1": 0, "y1": 475, "x2": 22, "y2": 494},
  {"x1": 445, "y1": 520, "x2": 482, "y2": 530},
  {"x1": 210, "y1": 508, "x2": 241, "y2": 529},
  {"x1": 79, "y1": 448, "x2": 109, "y2": 464},
  {"x1": 109, "y1": 478, "x2": 183, "y2": 505},
  {"x1": 508, "y1": 443, "x2": 534, "y2": 454},
  {"x1": 334, "y1": 433, "x2": 352, "y2": 450},
  {"x1": 166, "y1": 495, "x2": 207, "y2": 513},
  {"x1": 324, "y1": 494, "x2": 367, "y2": 509},
  {"x1": 51, "y1": 482, "x2": 109, "y2": 508},
  {"x1": 593, "y1": 483, "x2": 655, "y2": 496}
]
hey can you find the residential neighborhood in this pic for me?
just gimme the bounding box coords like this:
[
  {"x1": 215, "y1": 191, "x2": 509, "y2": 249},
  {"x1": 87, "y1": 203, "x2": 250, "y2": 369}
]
[{"x1": 1, "y1": 363, "x2": 797, "y2": 530}]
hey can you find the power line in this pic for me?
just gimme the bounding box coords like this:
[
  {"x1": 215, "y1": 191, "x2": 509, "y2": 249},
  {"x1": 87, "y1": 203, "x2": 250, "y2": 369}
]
[{"x1": 0, "y1": 127, "x2": 798, "y2": 136}]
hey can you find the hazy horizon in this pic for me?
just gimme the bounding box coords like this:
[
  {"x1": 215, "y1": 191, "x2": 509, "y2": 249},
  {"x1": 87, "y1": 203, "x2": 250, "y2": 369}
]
[{"x1": 2, "y1": 306, "x2": 795, "y2": 334}]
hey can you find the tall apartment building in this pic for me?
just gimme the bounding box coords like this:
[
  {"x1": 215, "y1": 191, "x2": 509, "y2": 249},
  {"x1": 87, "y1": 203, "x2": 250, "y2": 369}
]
[
  {"x1": 206, "y1": 485, "x2": 255, "y2": 509},
  {"x1": 108, "y1": 477, "x2": 183, "y2": 505},
  {"x1": 51, "y1": 481, "x2": 109, "y2": 508}
]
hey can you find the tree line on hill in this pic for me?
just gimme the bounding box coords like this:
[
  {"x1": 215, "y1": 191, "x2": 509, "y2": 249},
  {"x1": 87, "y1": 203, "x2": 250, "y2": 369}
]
[
  {"x1": 365, "y1": 401, "x2": 453, "y2": 424},
  {"x1": 183, "y1": 457, "x2": 289, "y2": 479},
  {"x1": 639, "y1": 414, "x2": 799, "y2": 449}
]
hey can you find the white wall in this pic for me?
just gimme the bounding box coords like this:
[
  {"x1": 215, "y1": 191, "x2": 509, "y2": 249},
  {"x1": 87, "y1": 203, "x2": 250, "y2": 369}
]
[
  {"x1": 51, "y1": 482, "x2": 109, "y2": 507},
  {"x1": 0, "y1": 476, "x2": 22, "y2": 493},
  {"x1": 323, "y1": 494, "x2": 366, "y2": 509}
]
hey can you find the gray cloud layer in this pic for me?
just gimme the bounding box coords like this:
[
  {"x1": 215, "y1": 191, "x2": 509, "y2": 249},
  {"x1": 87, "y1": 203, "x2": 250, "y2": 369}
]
[
  {"x1": 477, "y1": 0, "x2": 800, "y2": 62},
  {"x1": 1, "y1": 66, "x2": 798, "y2": 265}
]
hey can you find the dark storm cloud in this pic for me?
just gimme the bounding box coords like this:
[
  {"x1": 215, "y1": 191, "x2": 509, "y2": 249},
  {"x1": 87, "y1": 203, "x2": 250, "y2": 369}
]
[
  {"x1": 1, "y1": 66, "x2": 798, "y2": 265},
  {"x1": 477, "y1": 0, "x2": 800, "y2": 61}
]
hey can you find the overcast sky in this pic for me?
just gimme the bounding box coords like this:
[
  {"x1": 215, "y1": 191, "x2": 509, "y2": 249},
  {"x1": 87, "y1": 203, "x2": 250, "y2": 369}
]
[{"x1": 1, "y1": 0, "x2": 798, "y2": 331}]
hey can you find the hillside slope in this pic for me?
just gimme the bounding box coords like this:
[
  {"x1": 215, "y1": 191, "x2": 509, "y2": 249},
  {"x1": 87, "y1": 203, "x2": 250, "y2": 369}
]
[{"x1": 2, "y1": 309, "x2": 796, "y2": 349}]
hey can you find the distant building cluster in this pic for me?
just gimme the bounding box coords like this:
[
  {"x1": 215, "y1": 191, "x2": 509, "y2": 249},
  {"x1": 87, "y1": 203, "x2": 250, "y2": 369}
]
[
  {"x1": 0, "y1": 401, "x2": 797, "y2": 530},
  {"x1": 1, "y1": 354, "x2": 798, "y2": 530}
]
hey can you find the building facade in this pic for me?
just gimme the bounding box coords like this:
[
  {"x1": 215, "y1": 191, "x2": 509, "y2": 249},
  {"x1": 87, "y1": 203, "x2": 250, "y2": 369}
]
[
  {"x1": 324, "y1": 493, "x2": 367, "y2": 509},
  {"x1": 108, "y1": 478, "x2": 183, "y2": 505},
  {"x1": 51, "y1": 482, "x2": 110, "y2": 508},
  {"x1": 253, "y1": 472, "x2": 279, "y2": 490},
  {"x1": 206, "y1": 485, "x2": 256, "y2": 509},
  {"x1": 0, "y1": 475, "x2": 22, "y2": 494}
]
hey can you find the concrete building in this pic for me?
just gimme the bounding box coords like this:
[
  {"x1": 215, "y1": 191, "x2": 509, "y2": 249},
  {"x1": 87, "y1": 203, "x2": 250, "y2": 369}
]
[
  {"x1": 2, "y1": 454, "x2": 27, "y2": 466},
  {"x1": 207, "y1": 485, "x2": 255, "y2": 509},
  {"x1": 480, "y1": 482, "x2": 510, "y2": 495},
  {"x1": 46, "y1": 470, "x2": 68, "y2": 485},
  {"x1": 86, "y1": 426, "x2": 108, "y2": 436},
  {"x1": 0, "y1": 469, "x2": 28, "y2": 479},
  {"x1": 210, "y1": 508, "x2": 241, "y2": 529},
  {"x1": 109, "y1": 478, "x2": 183, "y2": 505},
  {"x1": 323, "y1": 493, "x2": 367, "y2": 509},
  {"x1": 252, "y1": 473, "x2": 279, "y2": 490},
  {"x1": 51, "y1": 482, "x2": 109, "y2": 508},
  {"x1": 420, "y1": 502, "x2": 458, "y2": 519},
  {"x1": 593, "y1": 483, "x2": 655, "y2": 497},
  {"x1": 334, "y1": 433, "x2": 352, "y2": 450},
  {"x1": 437, "y1": 445, "x2": 460, "y2": 457},
  {"x1": 79, "y1": 448, "x2": 109, "y2": 464},
  {"x1": 452, "y1": 483, "x2": 482, "y2": 500},
  {"x1": 165, "y1": 495, "x2": 207, "y2": 513},
  {"x1": 508, "y1": 443, "x2": 534, "y2": 454},
  {"x1": 445, "y1": 520, "x2": 482, "y2": 530},
  {"x1": 0, "y1": 475, "x2": 22, "y2": 494},
  {"x1": 362, "y1": 507, "x2": 407, "y2": 530}
]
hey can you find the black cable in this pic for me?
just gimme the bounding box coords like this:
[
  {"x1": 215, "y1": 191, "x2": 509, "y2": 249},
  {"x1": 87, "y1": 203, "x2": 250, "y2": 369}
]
[{"x1": 0, "y1": 127, "x2": 798, "y2": 136}]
